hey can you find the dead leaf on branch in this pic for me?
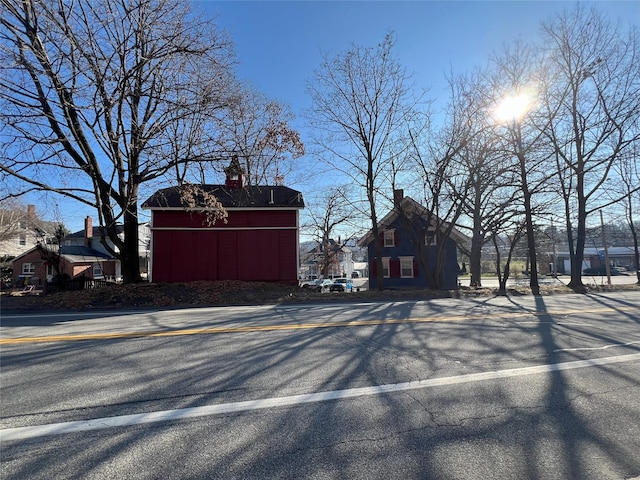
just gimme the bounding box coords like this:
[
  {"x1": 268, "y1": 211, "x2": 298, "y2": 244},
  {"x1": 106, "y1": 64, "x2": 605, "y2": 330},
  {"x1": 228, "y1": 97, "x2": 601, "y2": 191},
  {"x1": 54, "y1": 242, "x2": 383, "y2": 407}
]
[{"x1": 178, "y1": 183, "x2": 228, "y2": 227}]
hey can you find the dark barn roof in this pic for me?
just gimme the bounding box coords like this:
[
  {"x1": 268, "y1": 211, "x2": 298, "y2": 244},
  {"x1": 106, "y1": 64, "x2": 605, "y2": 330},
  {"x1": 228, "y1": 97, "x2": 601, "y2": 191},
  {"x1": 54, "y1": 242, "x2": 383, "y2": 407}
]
[{"x1": 141, "y1": 185, "x2": 305, "y2": 210}]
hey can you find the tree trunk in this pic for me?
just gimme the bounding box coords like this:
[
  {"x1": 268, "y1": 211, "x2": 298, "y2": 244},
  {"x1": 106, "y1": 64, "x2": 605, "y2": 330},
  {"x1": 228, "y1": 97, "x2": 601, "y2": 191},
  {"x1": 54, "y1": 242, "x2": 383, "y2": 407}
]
[
  {"x1": 469, "y1": 230, "x2": 483, "y2": 287},
  {"x1": 518, "y1": 151, "x2": 539, "y2": 295},
  {"x1": 121, "y1": 204, "x2": 142, "y2": 284},
  {"x1": 568, "y1": 174, "x2": 587, "y2": 292},
  {"x1": 367, "y1": 158, "x2": 383, "y2": 291},
  {"x1": 634, "y1": 234, "x2": 640, "y2": 285},
  {"x1": 626, "y1": 195, "x2": 640, "y2": 285},
  {"x1": 372, "y1": 227, "x2": 384, "y2": 291},
  {"x1": 494, "y1": 242, "x2": 507, "y2": 296}
]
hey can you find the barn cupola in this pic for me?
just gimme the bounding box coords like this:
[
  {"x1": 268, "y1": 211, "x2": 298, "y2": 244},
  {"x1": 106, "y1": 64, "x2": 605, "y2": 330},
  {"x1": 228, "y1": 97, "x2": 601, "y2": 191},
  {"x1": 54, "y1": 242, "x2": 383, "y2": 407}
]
[{"x1": 224, "y1": 155, "x2": 245, "y2": 189}]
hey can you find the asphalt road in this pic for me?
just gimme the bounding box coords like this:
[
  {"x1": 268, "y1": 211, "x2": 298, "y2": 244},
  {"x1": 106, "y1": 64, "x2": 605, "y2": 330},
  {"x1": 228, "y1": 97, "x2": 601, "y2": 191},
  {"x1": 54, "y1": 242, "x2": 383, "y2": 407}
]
[{"x1": 1, "y1": 292, "x2": 640, "y2": 479}]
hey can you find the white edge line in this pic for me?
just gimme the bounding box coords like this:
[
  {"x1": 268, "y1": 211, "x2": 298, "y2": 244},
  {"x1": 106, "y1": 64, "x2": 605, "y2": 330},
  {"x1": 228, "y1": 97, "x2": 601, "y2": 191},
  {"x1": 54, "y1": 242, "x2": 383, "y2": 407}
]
[
  {"x1": 2, "y1": 353, "x2": 639, "y2": 442},
  {"x1": 554, "y1": 340, "x2": 640, "y2": 352}
]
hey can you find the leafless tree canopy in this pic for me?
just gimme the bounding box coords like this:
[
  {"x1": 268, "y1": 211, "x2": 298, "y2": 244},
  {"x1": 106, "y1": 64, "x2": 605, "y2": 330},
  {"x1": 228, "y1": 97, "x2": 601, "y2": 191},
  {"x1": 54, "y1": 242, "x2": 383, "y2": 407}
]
[
  {"x1": 307, "y1": 33, "x2": 418, "y2": 289},
  {"x1": 538, "y1": 6, "x2": 640, "y2": 289},
  {"x1": 216, "y1": 85, "x2": 305, "y2": 187},
  {"x1": 0, "y1": 0, "x2": 303, "y2": 283},
  {"x1": 301, "y1": 186, "x2": 356, "y2": 277},
  {"x1": 0, "y1": 0, "x2": 241, "y2": 282}
]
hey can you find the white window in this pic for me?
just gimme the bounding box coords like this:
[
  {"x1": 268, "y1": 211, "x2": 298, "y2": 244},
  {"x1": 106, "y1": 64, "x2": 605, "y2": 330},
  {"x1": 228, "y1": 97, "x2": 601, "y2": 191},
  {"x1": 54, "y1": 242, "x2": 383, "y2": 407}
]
[
  {"x1": 382, "y1": 257, "x2": 390, "y2": 278},
  {"x1": 93, "y1": 263, "x2": 104, "y2": 279},
  {"x1": 425, "y1": 230, "x2": 437, "y2": 246},
  {"x1": 383, "y1": 230, "x2": 395, "y2": 247},
  {"x1": 22, "y1": 263, "x2": 35, "y2": 275},
  {"x1": 19, "y1": 233, "x2": 27, "y2": 246},
  {"x1": 400, "y1": 257, "x2": 414, "y2": 278}
]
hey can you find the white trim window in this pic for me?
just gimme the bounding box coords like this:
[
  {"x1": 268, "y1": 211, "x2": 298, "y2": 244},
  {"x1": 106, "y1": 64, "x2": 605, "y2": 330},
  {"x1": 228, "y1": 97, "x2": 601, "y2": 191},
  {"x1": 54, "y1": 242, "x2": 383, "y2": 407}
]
[
  {"x1": 93, "y1": 262, "x2": 104, "y2": 279},
  {"x1": 19, "y1": 233, "x2": 27, "y2": 246},
  {"x1": 383, "y1": 230, "x2": 395, "y2": 247},
  {"x1": 382, "y1": 257, "x2": 390, "y2": 278},
  {"x1": 425, "y1": 230, "x2": 437, "y2": 246},
  {"x1": 400, "y1": 257, "x2": 414, "y2": 278},
  {"x1": 22, "y1": 263, "x2": 35, "y2": 275}
]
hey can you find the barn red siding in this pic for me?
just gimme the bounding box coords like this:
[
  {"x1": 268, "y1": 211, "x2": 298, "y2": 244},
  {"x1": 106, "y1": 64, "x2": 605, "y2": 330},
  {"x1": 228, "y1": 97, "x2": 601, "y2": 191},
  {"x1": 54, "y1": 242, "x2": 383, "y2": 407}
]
[{"x1": 151, "y1": 227, "x2": 299, "y2": 284}]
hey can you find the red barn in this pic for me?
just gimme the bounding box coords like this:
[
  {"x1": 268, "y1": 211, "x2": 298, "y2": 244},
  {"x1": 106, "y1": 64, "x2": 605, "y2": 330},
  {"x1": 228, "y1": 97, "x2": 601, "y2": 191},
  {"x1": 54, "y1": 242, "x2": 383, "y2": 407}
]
[{"x1": 141, "y1": 159, "x2": 305, "y2": 285}]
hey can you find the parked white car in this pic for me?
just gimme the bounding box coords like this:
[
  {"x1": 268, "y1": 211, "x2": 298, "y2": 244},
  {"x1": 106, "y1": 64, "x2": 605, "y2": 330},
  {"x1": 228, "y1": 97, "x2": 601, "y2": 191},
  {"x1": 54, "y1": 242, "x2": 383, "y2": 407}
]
[{"x1": 300, "y1": 279, "x2": 333, "y2": 292}]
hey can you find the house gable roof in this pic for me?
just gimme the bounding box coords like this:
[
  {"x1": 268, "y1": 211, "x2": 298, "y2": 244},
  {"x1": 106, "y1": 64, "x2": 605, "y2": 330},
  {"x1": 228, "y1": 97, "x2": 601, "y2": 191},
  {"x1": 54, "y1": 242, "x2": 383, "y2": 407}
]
[
  {"x1": 141, "y1": 185, "x2": 305, "y2": 210},
  {"x1": 11, "y1": 245, "x2": 115, "y2": 265},
  {"x1": 9, "y1": 246, "x2": 39, "y2": 263},
  {"x1": 357, "y1": 196, "x2": 469, "y2": 246},
  {"x1": 59, "y1": 245, "x2": 115, "y2": 263},
  {"x1": 0, "y1": 209, "x2": 59, "y2": 234}
]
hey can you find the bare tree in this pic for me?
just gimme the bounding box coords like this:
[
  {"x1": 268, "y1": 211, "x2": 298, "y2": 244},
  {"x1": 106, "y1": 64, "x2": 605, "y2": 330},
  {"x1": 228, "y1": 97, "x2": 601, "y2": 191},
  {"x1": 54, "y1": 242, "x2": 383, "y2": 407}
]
[
  {"x1": 407, "y1": 119, "x2": 470, "y2": 290},
  {"x1": 35, "y1": 223, "x2": 66, "y2": 279},
  {"x1": 491, "y1": 221, "x2": 526, "y2": 296},
  {"x1": 439, "y1": 68, "x2": 525, "y2": 288},
  {"x1": 215, "y1": 85, "x2": 305, "y2": 186},
  {"x1": 459, "y1": 136, "x2": 524, "y2": 288},
  {"x1": 539, "y1": 5, "x2": 640, "y2": 291},
  {"x1": 307, "y1": 33, "x2": 415, "y2": 290},
  {"x1": 487, "y1": 41, "x2": 556, "y2": 296},
  {"x1": 404, "y1": 68, "x2": 506, "y2": 290},
  {"x1": 303, "y1": 186, "x2": 355, "y2": 278},
  {"x1": 613, "y1": 147, "x2": 640, "y2": 284},
  {"x1": 0, "y1": 0, "x2": 240, "y2": 283}
]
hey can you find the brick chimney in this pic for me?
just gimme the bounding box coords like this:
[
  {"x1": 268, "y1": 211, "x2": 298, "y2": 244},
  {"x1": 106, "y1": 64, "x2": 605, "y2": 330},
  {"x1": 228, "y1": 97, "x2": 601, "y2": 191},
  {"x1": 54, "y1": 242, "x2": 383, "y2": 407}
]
[
  {"x1": 393, "y1": 189, "x2": 404, "y2": 208},
  {"x1": 27, "y1": 204, "x2": 36, "y2": 219},
  {"x1": 84, "y1": 216, "x2": 92, "y2": 247}
]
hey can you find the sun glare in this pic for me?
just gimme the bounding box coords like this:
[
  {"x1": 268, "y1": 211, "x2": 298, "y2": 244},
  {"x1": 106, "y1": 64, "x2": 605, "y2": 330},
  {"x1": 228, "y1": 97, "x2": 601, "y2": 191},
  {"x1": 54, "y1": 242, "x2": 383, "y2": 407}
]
[{"x1": 493, "y1": 92, "x2": 535, "y2": 123}]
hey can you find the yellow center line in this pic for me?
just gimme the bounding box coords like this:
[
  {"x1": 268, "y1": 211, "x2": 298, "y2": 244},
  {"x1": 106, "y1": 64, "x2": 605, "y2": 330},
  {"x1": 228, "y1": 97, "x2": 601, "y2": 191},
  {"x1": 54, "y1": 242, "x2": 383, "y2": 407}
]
[{"x1": 0, "y1": 306, "x2": 635, "y2": 345}]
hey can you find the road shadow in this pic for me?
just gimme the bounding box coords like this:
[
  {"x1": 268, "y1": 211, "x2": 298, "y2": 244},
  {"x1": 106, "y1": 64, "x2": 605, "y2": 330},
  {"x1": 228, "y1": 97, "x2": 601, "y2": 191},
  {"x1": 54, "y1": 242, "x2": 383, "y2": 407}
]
[{"x1": 2, "y1": 293, "x2": 640, "y2": 479}]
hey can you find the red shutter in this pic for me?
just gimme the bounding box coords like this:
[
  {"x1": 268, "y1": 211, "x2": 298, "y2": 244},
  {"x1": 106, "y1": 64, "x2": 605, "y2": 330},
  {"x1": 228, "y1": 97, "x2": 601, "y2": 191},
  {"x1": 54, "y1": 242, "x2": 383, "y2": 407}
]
[
  {"x1": 413, "y1": 258, "x2": 419, "y2": 277},
  {"x1": 371, "y1": 258, "x2": 377, "y2": 276},
  {"x1": 379, "y1": 232, "x2": 385, "y2": 246},
  {"x1": 394, "y1": 230, "x2": 399, "y2": 246},
  {"x1": 390, "y1": 259, "x2": 401, "y2": 277}
]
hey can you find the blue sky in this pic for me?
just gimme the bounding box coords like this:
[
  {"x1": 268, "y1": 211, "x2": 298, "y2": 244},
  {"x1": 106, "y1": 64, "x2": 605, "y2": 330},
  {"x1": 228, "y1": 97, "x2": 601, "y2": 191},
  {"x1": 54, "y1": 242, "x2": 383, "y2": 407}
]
[
  {"x1": 203, "y1": 1, "x2": 638, "y2": 118},
  {"x1": 42, "y1": 0, "x2": 640, "y2": 234}
]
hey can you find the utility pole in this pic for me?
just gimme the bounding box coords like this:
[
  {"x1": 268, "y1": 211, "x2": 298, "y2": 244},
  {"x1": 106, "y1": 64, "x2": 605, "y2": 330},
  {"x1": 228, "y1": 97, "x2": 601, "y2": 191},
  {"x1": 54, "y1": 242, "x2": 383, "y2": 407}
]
[{"x1": 600, "y1": 210, "x2": 612, "y2": 286}]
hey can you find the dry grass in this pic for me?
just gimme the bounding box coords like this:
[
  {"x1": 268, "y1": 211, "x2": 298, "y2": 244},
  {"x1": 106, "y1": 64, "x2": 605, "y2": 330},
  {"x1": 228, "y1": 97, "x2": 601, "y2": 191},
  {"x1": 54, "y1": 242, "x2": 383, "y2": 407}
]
[{"x1": 1, "y1": 279, "x2": 638, "y2": 312}]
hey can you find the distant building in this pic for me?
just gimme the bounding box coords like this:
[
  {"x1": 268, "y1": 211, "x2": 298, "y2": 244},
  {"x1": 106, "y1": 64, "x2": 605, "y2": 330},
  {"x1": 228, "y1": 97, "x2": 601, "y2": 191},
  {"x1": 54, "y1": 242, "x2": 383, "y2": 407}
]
[
  {"x1": 555, "y1": 246, "x2": 639, "y2": 274},
  {"x1": 0, "y1": 204, "x2": 58, "y2": 261},
  {"x1": 11, "y1": 216, "x2": 121, "y2": 287},
  {"x1": 300, "y1": 239, "x2": 353, "y2": 279},
  {"x1": 351, "y1": 262, "x2": 368, "y2": 278}
]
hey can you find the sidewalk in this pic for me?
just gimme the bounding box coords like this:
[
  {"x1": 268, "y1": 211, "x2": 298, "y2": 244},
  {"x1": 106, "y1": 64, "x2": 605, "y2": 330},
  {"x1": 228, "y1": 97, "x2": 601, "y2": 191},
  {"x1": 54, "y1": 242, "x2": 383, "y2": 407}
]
[
  {"x1": 353, "y1": 274, "x2": 637, "y2": 291},
  {"x1": 469, "y1": 274, "x2": 638, "y2": 288}
]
